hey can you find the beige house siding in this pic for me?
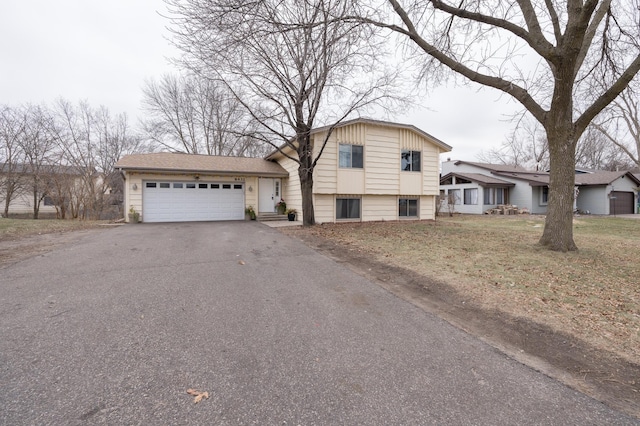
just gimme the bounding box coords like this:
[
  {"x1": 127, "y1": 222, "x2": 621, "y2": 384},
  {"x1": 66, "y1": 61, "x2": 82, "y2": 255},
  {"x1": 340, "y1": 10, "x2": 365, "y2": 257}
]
[
  {"x1": 276, "y1": 154, "x2": 303, "y2": 219},
  {"x1": 420, "y1": 195, "x2": 436, "y2": 219},
  {"x1": 337, "y1": 169, "x2": 365, "y2": 194},
  {"x1": 364, "y1": 126, "x2": 401, "y2": 194},
  {"x1": 245, "y1": 176, "x2": 258, "y2": 212},
  {"x1": 362, "y1": 195, "x2": 397, "y2": 222},
  {"x1": 313, "y1": 134, "x2": 338, "y2": 194},
  {"x1": 313, "y1": 194, "x2": 335, "y2": 224},
  {"x1": 422, "y1": 144, "x2": 441, "y2": 195},
  {"x1": 270, "y1": 120, "x2": 449, "y2": 223}
]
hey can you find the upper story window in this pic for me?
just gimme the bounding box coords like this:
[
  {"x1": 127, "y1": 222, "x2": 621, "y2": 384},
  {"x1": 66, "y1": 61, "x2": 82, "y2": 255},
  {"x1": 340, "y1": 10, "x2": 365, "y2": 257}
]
[
  {"x1": 401, "y1": 150, "x2": 421, "y2": 172},
  {"x1": 339, "y1": 144, "x2": 363, "y2": 168}
]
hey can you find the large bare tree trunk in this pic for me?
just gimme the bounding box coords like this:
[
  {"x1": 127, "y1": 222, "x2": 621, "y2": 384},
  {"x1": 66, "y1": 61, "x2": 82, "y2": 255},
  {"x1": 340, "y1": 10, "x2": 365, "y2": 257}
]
[
  {"x1": 298, "y1": 136, "x2": 316, "y2": 226},
  {"x1": 299, "y1": 167, "x2": 315, "y2": 226},
  {"x1": 539, "y1": 129, "x2": 578, "y2": 252}
]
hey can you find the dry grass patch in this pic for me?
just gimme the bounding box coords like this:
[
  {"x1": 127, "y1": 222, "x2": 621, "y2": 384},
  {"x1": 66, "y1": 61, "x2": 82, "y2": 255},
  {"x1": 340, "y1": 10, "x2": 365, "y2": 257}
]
[
  {"x1": 294, "y1": 215, "x2": 640, "y2": 364},
  {"x1": 0, "y1": 218, "x2": 107, "y2": 241}
]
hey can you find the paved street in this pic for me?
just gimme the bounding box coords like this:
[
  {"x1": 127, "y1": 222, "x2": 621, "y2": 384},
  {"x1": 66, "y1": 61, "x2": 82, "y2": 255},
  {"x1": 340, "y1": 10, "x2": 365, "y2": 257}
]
[{"x1": 0, "y1": 222, "x2": 636, "y2": 425}]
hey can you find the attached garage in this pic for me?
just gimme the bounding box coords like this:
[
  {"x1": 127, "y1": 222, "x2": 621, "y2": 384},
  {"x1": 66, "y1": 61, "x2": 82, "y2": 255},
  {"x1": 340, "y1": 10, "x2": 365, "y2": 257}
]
[
  {"x1": 609, "y1": 191, "x2": 634, "y2": 215},
  {"x1": 115, "y1": 152, "x2": 289, "y2": 223},
  {"x1": 143, "y1": 181, "x2": 245, "y2": 222}
]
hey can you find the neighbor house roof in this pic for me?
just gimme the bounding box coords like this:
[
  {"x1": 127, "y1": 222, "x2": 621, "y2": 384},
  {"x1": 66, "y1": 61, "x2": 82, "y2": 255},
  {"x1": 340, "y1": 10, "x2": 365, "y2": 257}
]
[
  {"x1": 492, "y1": 171, "x2": 550, "y2": 186},
  {"x1": 266, "y1": 117, "x2": 452, "y2": 159},
  {"x1": 0, "y1": 162, "x2": 89, "y2": 175},
  {"x1": 440, "y1": 172, "x2": 515, "y2": 187},
  {"x1": 574, "y1": 170, "x2": 640, "y2": 186},
  {"x1": 453, "y1": 161, "x2": 534, "y2": 174},
  {"x1": 115, "y1": 152, "x2": 288, "y2": 177}
]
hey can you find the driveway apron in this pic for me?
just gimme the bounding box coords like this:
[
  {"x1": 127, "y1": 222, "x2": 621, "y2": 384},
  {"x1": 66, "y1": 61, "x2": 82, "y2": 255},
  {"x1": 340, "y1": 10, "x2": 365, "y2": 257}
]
[{"x1": 0, "y1": 222, "x2": 636, "y2": 425}]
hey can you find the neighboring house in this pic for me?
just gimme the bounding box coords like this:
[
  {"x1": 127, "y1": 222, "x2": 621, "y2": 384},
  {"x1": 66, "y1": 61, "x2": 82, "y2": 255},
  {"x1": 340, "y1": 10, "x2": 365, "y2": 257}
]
[
  {"x1": 440, "y1": 160, "x2": 640, "y2": 215},
  {"x1": 115, "y1": 118, "x2": 452, "y2": 223},
  {"x1": 0, "y1": 163, "x2": 85, "y2": 217}
]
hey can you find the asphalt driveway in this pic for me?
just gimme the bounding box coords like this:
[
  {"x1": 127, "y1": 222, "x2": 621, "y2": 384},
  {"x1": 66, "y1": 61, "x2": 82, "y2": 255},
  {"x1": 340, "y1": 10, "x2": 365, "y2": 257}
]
[{"x1": 0, "y1": 222, "x2": 636, "y2": 425}]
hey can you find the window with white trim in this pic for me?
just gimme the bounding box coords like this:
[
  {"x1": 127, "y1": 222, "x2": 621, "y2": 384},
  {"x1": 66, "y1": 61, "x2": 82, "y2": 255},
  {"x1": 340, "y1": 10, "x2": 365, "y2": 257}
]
[
  {"x1": 399, "y1": 198, "x2": 418, "y2": 217},
  {"x1": 401, "y1": 150, "x2": 421, "y2": 172},
  {"x1": 464, "y1": 188, "x2": 478, "y2": 205},
  {"x1": 336, "y1": 198, "x2": 360, "y2": 219},
  {"x1": 339, "y1": 144, "x2": 363, "y2": 168}
]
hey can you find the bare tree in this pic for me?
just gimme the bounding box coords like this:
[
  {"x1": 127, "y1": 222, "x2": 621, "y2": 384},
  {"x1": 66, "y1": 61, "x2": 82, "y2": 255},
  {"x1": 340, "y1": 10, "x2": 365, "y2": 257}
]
[
  {"x1": 575, "y1": 126, "x2": 635, "y2": 171},
  {"x1": 53, "y1": 99, "x2": 141, "y2": 219},
  {"x1": 357, "y1": 0, "x2": 640, "y2": 251},
  {"x1": 477, "y1": 118, "x2": 549, "y2": 170},
  {"x1": 0, "y1": 105, "x2": 27, "y2": 217},
  {"x1": 166, "y1": 0, "x2": 403, "y2": 226},
  {"x1": 479, "y1": 117, "x2": 634, "y2": 171},
  {"x1": 19, "y1": 104, "x2": 58, "y2": 219},
  {"x1": 592, "y1": 83, "x2": 640, "y2": 169},
  {"x1": 141, "y1": 74, "x2": 265, "y2": 157}
]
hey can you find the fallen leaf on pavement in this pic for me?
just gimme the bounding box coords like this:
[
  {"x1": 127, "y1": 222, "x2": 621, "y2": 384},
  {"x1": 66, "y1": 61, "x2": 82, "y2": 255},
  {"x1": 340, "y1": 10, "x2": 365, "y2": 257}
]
[{"x1": 187, "y1": 388, "x2": 209, "y2": 404}]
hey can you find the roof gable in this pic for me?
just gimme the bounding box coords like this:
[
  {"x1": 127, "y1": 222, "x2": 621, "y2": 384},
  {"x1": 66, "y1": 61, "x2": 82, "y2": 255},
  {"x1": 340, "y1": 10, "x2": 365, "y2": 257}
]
[{"x1": 267, "y1": 118, "x2": 452, "y2": 159}]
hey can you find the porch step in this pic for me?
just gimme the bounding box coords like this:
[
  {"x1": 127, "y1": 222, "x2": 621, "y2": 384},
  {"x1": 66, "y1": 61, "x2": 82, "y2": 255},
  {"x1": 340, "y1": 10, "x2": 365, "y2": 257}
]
[{"x1": 257, "y1": 212, "x2": 288, "y2": 222}]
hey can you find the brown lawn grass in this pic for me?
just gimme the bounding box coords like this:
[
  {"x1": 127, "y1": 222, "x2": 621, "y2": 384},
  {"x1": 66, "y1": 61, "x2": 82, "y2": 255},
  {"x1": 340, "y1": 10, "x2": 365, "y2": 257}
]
[
  {"x1": 293, "y1": 215, "x2": 640, "y2": 364},
  {"x1": 0, "y1": 218, "x2": 107, "y2": 241}
]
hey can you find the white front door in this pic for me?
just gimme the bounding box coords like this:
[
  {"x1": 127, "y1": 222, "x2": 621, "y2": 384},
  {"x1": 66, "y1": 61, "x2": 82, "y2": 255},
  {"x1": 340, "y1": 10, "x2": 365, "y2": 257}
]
[{"x1": 258, "y1": 178, "x2": 280, "y2": 213}]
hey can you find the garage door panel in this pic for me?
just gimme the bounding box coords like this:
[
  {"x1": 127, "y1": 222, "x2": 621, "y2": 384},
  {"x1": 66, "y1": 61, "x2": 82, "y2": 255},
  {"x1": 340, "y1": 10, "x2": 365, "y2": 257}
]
[
  {"x1": 143, "y1": 181, "x2": 245, "y2": 222},
  {"x1": 609, "y1": 191, "x2": 634, "y2": 215}
]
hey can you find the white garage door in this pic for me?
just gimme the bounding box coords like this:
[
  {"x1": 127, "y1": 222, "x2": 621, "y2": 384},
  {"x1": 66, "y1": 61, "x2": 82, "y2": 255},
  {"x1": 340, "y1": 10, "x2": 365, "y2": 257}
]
[{"x1": 142, "y1": 181, "x2": 245, "y2": 223}]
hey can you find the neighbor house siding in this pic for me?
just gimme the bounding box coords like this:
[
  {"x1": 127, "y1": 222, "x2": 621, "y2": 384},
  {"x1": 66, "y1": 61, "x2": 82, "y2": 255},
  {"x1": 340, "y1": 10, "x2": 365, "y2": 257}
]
[
  {"x1": 440, "y1": 161, "x2": 541, "y2": 214},
  {"x1": 508, "y1": 181, "x2": 535, "y2": 212},
  {"x1": 576, "y1": 186, "x2": 606, "y2": 214},
  {"x1": 530, "y1": 187, "x2": 547, "y2": 214},
  {"x1": 1, "y1": 192, "x2": 57, "y2": 216},
  {"x1": 577, "y1": 177, "x2": 638, "y2": 215}
]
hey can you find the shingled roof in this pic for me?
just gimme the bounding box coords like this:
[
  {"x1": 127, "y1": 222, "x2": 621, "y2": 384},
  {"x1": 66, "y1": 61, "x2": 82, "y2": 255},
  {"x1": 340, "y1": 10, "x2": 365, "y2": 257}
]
[
  {"x1": 453, "y1": 161, "x2": 533, "y2": 173},
  {"x1": 574, "y1": 170, "x2": 640, "y2": 186},
  {"x1": 115, "y1": 152, "x2": 288, "y2": 177},
  {"x1": 440, "y1": 172, "x2": 516, "y2": 187}
]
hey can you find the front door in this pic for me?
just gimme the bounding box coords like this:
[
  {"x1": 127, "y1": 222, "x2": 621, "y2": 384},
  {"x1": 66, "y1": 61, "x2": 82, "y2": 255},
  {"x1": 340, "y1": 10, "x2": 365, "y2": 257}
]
[{"x1": 259, "y1": 178, "x2": 280, "y2": 213}]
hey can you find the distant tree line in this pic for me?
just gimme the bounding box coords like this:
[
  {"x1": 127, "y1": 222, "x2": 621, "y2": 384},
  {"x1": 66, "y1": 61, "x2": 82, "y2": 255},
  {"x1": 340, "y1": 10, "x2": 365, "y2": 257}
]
[{"x1": 0, "y1": 100, "x2": 141, "y2": 219}]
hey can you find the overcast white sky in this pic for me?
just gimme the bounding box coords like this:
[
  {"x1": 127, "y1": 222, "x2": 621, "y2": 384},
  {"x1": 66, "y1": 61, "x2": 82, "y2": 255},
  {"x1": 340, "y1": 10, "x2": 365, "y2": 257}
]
[{"x1": 1, "y1": 0, "x2": 520, "y2": 161}]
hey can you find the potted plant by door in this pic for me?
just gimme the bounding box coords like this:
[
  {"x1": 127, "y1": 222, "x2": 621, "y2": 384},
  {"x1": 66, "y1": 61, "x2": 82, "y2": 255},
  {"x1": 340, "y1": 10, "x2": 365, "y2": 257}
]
[
  {"x1": 276, "y1": 199, "x2": 287, "y2": 215},
  {"x1": 128, "y1": 205, "x2": 141, "y2": 223},
  {"x1": 286, "y1": 208, "x2": 297, "y2": 221},
  {"x1": 245, "y1": 206, "x2": 257, "y2": 220}
]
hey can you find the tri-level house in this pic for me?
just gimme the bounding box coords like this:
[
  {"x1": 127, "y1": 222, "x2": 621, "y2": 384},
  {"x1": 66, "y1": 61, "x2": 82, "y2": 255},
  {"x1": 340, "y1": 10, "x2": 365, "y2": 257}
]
[{"x1": 115, "y1": 118, "x2": 452, "y2": 223}]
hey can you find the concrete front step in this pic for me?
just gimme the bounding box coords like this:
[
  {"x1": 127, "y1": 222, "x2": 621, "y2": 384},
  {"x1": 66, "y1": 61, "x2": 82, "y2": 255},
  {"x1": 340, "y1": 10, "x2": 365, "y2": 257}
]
[{"x1": 257, "y1": 213, "x2": 288, "y2": 222}]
